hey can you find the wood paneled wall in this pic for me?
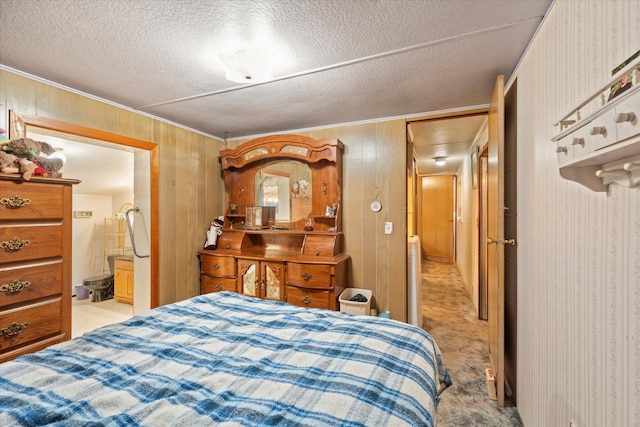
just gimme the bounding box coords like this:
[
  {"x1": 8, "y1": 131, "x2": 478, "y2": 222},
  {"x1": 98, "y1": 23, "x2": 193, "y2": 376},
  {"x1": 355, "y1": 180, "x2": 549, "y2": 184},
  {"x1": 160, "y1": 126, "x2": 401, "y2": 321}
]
[
  {"x1": 230, "y1": 121, "x2": 408, "y2": 320},
  {"x1": 513, "y1": 1, "x2": 639, "y2": 426},
  {"x1": 0, "y1": 70, "x2": 224, "y2": 306},
  {"x1": 0, "y1": 70, "x2": 408, "y2": 320}
]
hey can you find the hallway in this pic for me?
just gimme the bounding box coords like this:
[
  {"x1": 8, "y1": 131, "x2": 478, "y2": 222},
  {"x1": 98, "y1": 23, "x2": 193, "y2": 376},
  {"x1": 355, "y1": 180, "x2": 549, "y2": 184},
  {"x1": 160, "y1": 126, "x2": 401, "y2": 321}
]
[{"x1": 421, "y1": 260, "x2": 522, "y2": 426}]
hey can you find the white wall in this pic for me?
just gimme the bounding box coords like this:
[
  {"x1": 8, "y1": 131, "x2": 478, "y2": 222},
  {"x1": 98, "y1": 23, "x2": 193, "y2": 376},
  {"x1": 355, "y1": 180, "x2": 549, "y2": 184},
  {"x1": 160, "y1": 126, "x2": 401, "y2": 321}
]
[
  {"x1": 456, "y1": 122, "x2": 487, "y2": 314},
  {"x1": 514, "y1": 1, "x2": 639, "y2": 426},
  {"x1": 71, "y1": 194, "x2": 112, "y2": 289}
]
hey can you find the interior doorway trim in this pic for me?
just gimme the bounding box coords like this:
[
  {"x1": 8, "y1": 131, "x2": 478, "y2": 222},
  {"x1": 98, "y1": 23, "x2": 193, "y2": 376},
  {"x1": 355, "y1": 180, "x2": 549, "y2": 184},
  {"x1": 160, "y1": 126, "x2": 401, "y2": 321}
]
[{"x1": 8, "y1": 110, "x2": 160, "y2": 308}]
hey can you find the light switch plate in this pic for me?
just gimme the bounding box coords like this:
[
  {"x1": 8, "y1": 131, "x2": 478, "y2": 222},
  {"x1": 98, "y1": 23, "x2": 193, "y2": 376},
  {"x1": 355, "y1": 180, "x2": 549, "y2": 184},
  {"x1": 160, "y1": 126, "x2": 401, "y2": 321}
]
[{"x1": 384, "y1": 221, "x2": 393, "y2": 234}]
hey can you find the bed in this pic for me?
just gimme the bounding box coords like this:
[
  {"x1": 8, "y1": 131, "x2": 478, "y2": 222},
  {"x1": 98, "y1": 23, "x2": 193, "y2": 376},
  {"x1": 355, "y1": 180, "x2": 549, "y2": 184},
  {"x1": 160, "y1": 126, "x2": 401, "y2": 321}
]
[{"x1": 0, "y1": 291, "x2": 451, "y2": 426}]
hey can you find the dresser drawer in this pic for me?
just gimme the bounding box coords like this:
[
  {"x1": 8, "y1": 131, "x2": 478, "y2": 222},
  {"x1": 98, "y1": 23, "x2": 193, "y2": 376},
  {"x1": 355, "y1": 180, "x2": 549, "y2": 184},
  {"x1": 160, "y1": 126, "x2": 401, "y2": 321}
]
[
  {"x1": 286, "y1": 286, "x2": 331, "y2": 310},
  {"x1": 0, "y1": 225, "x2": 62, "y2": 262},
  {"x1": 201, "y1": 275, "x2": 237, "y2": 294},
  {"x1": 0, "y1": 181, "x2": 65, "y2": 220},
  {"x1": 0, "y1": 261, "x2": 63, "y2": 309},
  {"x1": 302, "y1": 235, "x2": 337, "y2": 256},
  {"x1": 287, "y1": 263, "x2": 332, "y2": 289},
  {"x1": 201, "y1": 254, "x2": 236, "y2": 276},
  {"x1": 0, "y1": 299, "x2": 62, "y2": 352}
]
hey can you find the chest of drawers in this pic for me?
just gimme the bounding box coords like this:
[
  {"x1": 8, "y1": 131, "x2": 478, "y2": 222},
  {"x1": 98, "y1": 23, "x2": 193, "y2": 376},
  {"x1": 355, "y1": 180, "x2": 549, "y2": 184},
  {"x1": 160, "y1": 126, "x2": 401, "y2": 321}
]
[
  {"x1": 199, "y1": 232, "x2": 348, "y2": 311},
  {"x1": 0, "y1": 174, "x2": 78, "y2": 363}
]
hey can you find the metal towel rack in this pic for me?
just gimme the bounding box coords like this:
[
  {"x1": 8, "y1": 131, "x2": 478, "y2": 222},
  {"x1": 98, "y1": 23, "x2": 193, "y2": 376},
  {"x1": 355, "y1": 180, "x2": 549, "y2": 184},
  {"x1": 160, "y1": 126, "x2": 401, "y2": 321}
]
[{"x1": 125, "y1": 207, "x2": 150, "y2": 258}]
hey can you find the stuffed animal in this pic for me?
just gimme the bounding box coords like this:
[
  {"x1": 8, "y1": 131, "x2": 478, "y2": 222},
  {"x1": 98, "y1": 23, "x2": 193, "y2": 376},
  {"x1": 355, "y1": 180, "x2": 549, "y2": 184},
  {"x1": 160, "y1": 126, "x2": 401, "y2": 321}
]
[
  {"x1": 204, "y1": 216, "x2": 225, "y2": 250},
  {"x1": 1, "y1": 138, "x2": 63, "y2": 179},
  {"x1": 0, "y1": 151, "x2": 19, "y2": 174},
  {"x1": 2, "y1": 137, "x2": 55, "y2": 159},
  {"x1": 36, "y1": 156, "x2": 64, "y2": 178},
  {"x1": 18, "y1": 159, "x2": 37, "y2": 180}
]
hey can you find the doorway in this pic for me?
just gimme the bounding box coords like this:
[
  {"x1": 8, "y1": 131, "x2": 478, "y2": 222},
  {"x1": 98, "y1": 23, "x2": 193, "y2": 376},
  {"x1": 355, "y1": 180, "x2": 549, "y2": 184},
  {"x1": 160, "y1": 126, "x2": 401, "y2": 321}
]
[
  {"x1": 9, "y1": 110, "x2": 159, "y2": 323},
  {"x1": 419, "y1": 175, "x2": 455, "y2": 263}
]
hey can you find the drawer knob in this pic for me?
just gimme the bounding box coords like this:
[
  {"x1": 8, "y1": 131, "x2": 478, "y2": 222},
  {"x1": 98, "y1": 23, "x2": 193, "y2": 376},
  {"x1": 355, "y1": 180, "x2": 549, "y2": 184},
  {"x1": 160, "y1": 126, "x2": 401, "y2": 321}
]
[
  {"x1": 0, "y1": 238, "x2": 31, "y2": 251},
  {"x1": 0, "y1": 195, "x2": 32, "y2": 208},
  {"x1": 571, "y1": 137, "x2": 585, "y2": 146},
  {"x1": 590, "y1": 126, "x2": 607, "y2": 136},
  {"x1": 1, "y1": 322, "x2": 29, "y2": 337},
  {"x1": 302, "y1": 296, "x2": 312, "y2": 305},
  {"x1": 556, "y1": 146, "x2": 568, "y2": 154},
  {"x1": 212, "y1": 263, "x2": 220, "y2": 270},
  {"x1": 215, "y1": 283, "x2": 223, "y2": 291},
  {"x1": 614, "y1": 112, "x2": 636, "y2": 123},
  {"x1": 300, "y1": 272, "x2": 313, "y2": 281},
  {"x1": 0, "y1": 279, "x2": 31, "y2": 294}
]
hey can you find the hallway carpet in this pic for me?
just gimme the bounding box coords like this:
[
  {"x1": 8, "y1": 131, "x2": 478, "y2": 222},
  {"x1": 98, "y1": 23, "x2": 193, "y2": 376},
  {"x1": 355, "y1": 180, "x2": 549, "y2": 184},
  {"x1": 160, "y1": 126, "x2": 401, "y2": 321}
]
[{"x1": 420, "y1": 260, "x2": 523, "y2": 427}]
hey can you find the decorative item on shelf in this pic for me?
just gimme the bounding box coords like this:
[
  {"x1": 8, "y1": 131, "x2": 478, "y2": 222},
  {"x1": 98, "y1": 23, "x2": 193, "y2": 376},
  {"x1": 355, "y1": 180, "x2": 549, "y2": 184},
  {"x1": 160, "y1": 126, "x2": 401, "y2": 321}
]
[
  {"x1": 204, "y1": 217, "x2": 225, "y2": 250},
  {"x1": 304, "y1": 218, "x2": 313, "y2": 231},
  {"x1": 245, "y1": 206, "x2": 275, "y2": 230},
  {"x1": 229, "y1": 203, "x2": 237, "y2": 214},
  {"x1": 325, "y1": 204, "x2": 339, "y2": 216},
  {"x1": 607, "y1": 69, "x2": 636, "y2": 102}
]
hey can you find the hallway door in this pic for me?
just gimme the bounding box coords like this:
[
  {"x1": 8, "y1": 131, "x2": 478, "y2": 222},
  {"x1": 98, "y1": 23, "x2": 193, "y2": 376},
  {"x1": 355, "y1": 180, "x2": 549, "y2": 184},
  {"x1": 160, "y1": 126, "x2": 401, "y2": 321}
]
[
  {"x1": 487, "y1": 75, "x2": 506, "y2": 406},
  {"x1": 419, "y1": 175, "x2": 455, "y2": 263}
]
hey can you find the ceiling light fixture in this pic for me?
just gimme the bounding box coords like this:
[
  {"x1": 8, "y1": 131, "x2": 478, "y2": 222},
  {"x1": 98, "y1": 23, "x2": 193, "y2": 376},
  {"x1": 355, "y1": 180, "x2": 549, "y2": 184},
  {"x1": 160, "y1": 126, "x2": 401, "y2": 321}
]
[
  {"x1": 434, "y1": 157, "x2": 446, "y2": 166},
  {"x1": 218, "y1": 43, "x2": 276, "y2": 83}
]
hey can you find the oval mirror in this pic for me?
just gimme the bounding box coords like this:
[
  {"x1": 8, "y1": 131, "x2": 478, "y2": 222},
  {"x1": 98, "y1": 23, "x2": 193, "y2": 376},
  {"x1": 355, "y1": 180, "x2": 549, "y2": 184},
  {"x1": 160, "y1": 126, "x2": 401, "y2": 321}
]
[{"x1": 255, "y1": 161, "x2": 312, "y2": 222}]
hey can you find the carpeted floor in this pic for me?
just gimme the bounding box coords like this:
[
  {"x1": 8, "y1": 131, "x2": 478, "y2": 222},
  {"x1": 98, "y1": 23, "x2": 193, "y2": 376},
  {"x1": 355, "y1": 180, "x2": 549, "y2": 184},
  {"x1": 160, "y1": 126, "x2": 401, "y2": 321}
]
[{"x1": 420, "y1": 260, "x2": 523, "y2": 427}]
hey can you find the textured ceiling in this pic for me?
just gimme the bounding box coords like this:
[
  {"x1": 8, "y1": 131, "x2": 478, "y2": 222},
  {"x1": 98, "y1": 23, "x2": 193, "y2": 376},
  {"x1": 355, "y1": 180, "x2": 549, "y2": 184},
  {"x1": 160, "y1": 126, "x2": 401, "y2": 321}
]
[{"x1": 0, "y1": 0, "x2": 551, "y2": 181}]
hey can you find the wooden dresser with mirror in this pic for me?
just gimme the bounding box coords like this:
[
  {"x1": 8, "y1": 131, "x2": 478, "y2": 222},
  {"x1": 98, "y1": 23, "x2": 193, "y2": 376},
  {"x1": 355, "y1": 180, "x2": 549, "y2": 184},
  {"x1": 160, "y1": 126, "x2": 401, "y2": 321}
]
[{"x1": 199, "y1": 134, "x2": 349, "y2": 310}]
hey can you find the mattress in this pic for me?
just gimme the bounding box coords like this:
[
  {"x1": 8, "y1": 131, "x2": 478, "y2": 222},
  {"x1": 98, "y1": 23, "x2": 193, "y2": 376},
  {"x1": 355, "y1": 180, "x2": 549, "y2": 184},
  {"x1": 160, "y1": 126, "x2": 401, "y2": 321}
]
[{"x1": 0, "y1": 291, "x2": 451, "y2": 426}]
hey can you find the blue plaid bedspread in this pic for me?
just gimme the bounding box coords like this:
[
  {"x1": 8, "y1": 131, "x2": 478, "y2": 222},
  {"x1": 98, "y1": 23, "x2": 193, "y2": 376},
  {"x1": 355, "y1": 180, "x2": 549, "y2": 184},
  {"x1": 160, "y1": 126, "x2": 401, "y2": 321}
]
[{"x1": 0, "y1": 292, "x2": 451, "y2": 426}]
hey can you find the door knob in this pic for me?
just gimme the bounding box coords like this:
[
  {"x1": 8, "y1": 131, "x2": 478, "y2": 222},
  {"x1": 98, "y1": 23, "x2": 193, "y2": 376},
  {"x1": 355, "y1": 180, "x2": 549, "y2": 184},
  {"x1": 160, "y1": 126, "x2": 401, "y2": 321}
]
[{"x1": 487, "y1": 238, "x2": 517, "y2": 246}]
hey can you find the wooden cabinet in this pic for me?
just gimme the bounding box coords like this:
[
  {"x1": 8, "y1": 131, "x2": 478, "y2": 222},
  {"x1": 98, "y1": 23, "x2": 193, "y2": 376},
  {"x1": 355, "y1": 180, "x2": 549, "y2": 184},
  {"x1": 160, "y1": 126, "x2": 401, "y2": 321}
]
[
  {"x1": 0, "y1": 174, "x2": 78, "y2": 363},
  {"x1": 199, "y1": 135, "x2": 349, "y2": 310},
  {"x1": 114, "y1": 258, "x2": 134, "y2": 304},
  {"x1": 238, "y1": 258, "x2": 284, "y2": 301}
]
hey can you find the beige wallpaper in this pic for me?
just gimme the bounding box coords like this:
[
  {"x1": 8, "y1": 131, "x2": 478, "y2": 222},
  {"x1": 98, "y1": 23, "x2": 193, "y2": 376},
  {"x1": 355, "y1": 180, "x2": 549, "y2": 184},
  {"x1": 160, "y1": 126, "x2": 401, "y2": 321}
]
[{"x1": 514, "y1": 1, "x2": 639, "y2": 426}]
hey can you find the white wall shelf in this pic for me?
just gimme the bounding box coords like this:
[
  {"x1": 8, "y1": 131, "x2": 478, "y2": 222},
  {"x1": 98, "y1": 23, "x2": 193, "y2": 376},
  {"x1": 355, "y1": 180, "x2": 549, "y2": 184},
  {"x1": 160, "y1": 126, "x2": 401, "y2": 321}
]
[{"x1": 552, "y1": 60, "x2": 640, "y2": 191}]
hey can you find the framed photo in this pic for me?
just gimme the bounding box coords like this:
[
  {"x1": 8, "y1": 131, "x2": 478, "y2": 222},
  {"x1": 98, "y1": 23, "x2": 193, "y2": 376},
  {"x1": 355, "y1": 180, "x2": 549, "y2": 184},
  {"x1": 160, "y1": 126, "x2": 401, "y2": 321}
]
[
  {"x1": 607, "y1": 70, "x2": 635, "y2": 102},
  {"x1": 470, "y1": 145, "x2": 478, "y2": 189}
]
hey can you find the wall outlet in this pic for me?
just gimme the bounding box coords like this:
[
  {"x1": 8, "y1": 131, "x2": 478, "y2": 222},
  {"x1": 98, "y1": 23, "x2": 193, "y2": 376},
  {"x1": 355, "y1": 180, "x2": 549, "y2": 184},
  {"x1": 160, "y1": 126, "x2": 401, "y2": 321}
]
[{"x1": 384, "y1": 221, "x2": 393, "y2": 234}]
